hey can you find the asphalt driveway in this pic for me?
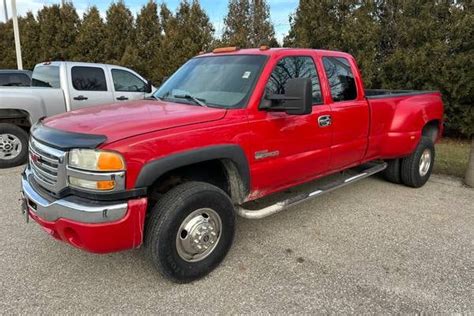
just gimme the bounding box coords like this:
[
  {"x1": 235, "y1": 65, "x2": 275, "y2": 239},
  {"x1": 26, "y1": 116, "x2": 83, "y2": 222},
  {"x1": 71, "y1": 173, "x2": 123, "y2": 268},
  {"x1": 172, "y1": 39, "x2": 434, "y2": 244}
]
[{"x1": 1, "y1": 166, "x2": 473, "y2": 313}]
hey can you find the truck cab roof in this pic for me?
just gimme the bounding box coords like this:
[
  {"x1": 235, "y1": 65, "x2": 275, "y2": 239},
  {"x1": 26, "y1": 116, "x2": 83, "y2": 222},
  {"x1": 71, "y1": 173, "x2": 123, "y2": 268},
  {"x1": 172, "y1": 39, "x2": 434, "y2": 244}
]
[
  {"x1": 35, "y1": 61, "x2": 141, "y2": 72},
  {"x1": 199, "y1": 47, "x2": 354, "y2": 59}
]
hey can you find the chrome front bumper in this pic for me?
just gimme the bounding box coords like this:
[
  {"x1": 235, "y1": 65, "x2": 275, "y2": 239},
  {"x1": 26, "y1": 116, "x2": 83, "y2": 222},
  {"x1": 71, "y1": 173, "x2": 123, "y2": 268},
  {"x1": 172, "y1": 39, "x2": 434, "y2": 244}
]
[{"x1": 22, "y1": 169, "x2": 128, "y2": 224}]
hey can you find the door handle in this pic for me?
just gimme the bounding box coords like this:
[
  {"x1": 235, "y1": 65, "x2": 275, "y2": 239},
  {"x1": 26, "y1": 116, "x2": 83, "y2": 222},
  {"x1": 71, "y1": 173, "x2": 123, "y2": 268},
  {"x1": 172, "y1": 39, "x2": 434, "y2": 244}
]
[
  {"x1": 116, "y1": 96, "x2": 129, "y2": 101},
  {"x1": 73, "y1": 95, "x2": 88, "y2": 101},
  {"x1": 318, "y1": 115, "x2": 332, "y2": 127}
]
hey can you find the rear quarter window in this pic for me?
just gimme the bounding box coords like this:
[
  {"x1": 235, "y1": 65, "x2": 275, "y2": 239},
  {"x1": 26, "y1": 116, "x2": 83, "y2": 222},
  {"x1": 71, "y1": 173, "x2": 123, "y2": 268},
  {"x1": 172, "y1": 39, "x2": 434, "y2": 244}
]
[
  {"x1": 0, "y1": 73, "x2": 31, "y2": 86},
  {"x1": 323, "y1": 57, "x2": 357, "y2": 102},
  {"x1": 32, "y1": 66, "x2": 60, "y2": 88}
]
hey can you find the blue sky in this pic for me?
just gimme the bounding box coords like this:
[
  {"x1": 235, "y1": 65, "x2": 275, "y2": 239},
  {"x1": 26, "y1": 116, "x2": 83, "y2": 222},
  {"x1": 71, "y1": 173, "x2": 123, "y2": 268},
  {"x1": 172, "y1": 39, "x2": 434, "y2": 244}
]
[{"x1": 1, "y1": 0, "x2": 299, "y2": 42}]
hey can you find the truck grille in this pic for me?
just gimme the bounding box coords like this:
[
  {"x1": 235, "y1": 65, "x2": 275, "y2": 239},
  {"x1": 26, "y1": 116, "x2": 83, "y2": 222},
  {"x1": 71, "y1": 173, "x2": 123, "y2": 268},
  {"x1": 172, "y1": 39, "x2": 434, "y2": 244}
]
[{"x1": 29, "y1": 138, "x2": 67, "y2": 193}]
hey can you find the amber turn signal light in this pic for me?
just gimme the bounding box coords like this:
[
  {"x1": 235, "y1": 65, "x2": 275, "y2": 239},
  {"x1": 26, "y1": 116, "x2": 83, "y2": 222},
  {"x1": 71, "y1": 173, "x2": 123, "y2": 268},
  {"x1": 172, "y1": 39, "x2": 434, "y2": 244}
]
[
  {"x1": 96, "y1": 180, "x2": 116, "y2": 190},
  {"x1": 213, "y1": 46, "x2": 240, "y2": 53},
  {"x1": 97, "y1": 152, "x2": 125, "y2": 171}
]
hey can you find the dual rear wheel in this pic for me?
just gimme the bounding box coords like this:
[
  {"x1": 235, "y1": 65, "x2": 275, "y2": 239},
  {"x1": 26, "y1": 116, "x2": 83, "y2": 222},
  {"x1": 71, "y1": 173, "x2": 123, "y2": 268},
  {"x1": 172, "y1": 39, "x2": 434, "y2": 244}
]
[{"x1": 382, "y1": 136, "x2": 435, "y2": 188}]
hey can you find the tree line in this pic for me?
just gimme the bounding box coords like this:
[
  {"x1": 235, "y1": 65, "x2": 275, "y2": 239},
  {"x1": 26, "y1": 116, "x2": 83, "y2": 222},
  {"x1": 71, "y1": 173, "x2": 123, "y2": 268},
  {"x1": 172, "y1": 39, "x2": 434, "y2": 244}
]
[{"x1": 0, "y1": 0, "x2": 472, "y2": 136}]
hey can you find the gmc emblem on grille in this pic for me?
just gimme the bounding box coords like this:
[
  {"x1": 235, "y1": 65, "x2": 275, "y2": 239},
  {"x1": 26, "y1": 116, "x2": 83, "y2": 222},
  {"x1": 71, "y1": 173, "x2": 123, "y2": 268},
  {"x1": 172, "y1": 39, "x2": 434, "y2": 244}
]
[{"x1": 30, "y1": 152, "x2": 41, "y2": 163}]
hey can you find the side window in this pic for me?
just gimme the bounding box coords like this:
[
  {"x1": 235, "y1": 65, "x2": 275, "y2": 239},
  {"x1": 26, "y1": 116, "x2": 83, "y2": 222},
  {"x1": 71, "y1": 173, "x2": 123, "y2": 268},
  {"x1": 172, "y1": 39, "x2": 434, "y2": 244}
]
[
  {"x1": 71, "y1": 66, "x2": 107, "y2": 91},
  {"x1": 32, "y1": 66, "x2": 60, "y2": 88},
  {"x1": 0, "y1": 73, "x2": 30, "y2": 86},
  {"x1": 266, "y1": 56, "x2": 322, "y2": 104},
  {"x1": 323, "y1": 57, "x2": 357, "y2": 102},
  {"x1": 111, "y1": 69, "x2": 146, "y2": 92}
]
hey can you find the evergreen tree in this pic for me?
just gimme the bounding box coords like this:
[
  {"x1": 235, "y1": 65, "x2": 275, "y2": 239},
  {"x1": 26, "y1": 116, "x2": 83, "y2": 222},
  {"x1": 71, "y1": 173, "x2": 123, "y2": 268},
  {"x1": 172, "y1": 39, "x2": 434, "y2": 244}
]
[
  {"x1": 178, "y1": 0, "x2": 214, "y2": 52},
  {"x1": 36, "y1": 5, "x2": 62, "y2": 60},
  {"x1": 104, "y1": 1, "x2": 134, "y2": 63},
  {"x1": 156, "y1": 3, "x2": 178, "y2": 82},
  {"x1": 74, "y1": 7, "x2": 106, "y2": 62},
  {"x1": 250, "y1": 0, "x2": 277, "y2": 47},
  {"x1": 120, "y1": 44, "x2": 141, "y2": 73},
  {"x1": 36, "y1": 3, "x2": 79, "y2": 61},
  {"x1": 161, "y1": 1, "x2": 214, "y2": 74},
  {"x1": 159, "y1": 3, "x2": 175, "y2": 35},
  {"x1": 134, "y1": 1, "x2": 162, "y2": 82},
  {"x1": 222, "y1": 0, "x2": 251, "y2": 47},
  {"x1": 222, "y1": 0, "x2": 277, "y2": 47},
  {"x1": 20, "y1": 12, "x2": 41, "y2": 68},
  {"x1": 284, "y1": 0, "x2": 340, "y2": 48},
  {"x1": 339, "y1": 1, "x2": 380, "y2": 87},
  {"x1": 0, "y1": 21, "x2": 16, "y2": 68},
  {"x1": 59, "y1": 3, "x2": 80, "y2": 59},
  {"x1": 441, "y1": 1, "x2": 473, "y2": 136},
  {"x1": 0, "y1": 13, "x2": 40, "y2": 69}
]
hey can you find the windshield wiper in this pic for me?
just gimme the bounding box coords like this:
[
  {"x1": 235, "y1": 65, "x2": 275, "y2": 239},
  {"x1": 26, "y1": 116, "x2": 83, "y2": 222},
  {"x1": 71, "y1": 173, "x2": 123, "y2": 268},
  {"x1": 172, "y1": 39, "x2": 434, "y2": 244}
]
[
  {"x1": 145, "y1": 95, "x2": 161, "y2": 101},
  {"x1": 173, "y1": 94, "x2": 207, "y2": 107}
]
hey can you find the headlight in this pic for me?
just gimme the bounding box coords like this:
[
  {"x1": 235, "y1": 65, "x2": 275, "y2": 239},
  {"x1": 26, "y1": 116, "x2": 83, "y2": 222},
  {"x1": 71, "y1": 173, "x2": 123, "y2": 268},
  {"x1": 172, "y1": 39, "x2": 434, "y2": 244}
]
[
  {"x1": 69, "y1": 149, "x2": 125, "y2": 171},
  {"x1": 67, "y1": 149, "x2": 125, "y2": 192}
]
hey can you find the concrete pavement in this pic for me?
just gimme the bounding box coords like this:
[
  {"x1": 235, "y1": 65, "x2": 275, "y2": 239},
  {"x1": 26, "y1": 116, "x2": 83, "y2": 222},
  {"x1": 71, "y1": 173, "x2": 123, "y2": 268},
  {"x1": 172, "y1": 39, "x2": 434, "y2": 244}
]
[{"x1": 1, "y1": 166, "x2": 473, "y2": 313}]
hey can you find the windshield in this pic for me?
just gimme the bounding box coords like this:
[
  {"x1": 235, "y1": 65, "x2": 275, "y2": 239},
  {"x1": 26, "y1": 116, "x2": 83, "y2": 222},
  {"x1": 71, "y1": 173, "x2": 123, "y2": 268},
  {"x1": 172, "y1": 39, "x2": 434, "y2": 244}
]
[
  {"x1": 154, "y1": 55, "x2": 267, "y2": 108},
  {"x1": 31, "y1": 65, "x2": 60, "y2": 88}
]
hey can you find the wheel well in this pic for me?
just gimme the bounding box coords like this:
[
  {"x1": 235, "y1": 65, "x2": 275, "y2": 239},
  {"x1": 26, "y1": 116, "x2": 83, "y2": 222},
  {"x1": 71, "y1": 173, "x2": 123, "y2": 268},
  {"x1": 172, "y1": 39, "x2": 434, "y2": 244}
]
[
  {"x1": 0, "y1": 109, "x2": 31, "y2": 132},
  {"x1": 147, "y1": 159, "x2": 246, "y2": 206},
  {"x1": 422, "y1": 120, "x2": 440, "y2": 143}
]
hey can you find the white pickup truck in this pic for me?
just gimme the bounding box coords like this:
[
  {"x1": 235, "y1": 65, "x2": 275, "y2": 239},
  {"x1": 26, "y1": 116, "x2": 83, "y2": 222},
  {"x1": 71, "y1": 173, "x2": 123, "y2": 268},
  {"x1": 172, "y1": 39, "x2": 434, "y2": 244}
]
[{"x1": 0, "y1": 61, "x2": 154, "y2": 168}]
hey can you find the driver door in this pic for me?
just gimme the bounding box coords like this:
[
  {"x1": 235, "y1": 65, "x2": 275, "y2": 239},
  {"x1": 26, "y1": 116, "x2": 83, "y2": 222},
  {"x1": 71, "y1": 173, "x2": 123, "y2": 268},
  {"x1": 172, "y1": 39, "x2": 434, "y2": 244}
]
[{"x1": 249, "y1": 54, "x2": 332, "y2": 194}]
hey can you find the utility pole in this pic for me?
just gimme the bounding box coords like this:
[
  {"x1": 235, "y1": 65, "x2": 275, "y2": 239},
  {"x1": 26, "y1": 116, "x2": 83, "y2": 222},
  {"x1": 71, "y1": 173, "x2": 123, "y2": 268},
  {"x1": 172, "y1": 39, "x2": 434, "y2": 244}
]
[
  {"x1": 11, "y1": 0, "x2": 23, "y2": 70},
  {"x1": 2, "y1": 0, "x2": 8, "y2": 21}
]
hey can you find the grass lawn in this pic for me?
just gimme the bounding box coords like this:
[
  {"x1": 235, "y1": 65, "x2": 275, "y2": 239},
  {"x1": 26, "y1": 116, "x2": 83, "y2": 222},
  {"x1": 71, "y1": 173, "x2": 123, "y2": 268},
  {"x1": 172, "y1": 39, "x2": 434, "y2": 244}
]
[{"x1": 434, "y1": 138, "x2": 471, "y2": 178}]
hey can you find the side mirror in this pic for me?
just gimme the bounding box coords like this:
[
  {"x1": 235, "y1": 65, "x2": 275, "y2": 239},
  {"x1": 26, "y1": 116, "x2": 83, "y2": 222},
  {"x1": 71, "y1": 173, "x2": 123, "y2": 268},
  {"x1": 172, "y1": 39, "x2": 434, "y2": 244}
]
[
  {"x1": 144, "y1": 80, "x2": 153, "y2": 93},
  {"x1": 262, "y1": 78, "x2": 312, "y2": 115}
]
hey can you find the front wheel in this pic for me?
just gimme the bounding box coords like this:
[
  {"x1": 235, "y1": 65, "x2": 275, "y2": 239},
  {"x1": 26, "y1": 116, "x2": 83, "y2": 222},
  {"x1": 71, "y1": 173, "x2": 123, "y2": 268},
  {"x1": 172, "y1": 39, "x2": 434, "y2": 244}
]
[
  {"x1": 401, "y1": 137, "x2": 435, "y2": 188},
  {"x1": 0, "y1": 123, "x2": 29, "y2": 168},
  {"x1": 145, "y1": 182, "x2": 235, "y2": 283}
]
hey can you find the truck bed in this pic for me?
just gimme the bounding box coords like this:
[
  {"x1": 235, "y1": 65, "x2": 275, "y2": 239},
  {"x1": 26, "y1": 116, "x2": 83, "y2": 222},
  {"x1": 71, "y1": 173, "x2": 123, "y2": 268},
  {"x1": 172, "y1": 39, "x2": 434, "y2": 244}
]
[{"x1": 365, "y1": 89, "x2": 438, "y2": 99}]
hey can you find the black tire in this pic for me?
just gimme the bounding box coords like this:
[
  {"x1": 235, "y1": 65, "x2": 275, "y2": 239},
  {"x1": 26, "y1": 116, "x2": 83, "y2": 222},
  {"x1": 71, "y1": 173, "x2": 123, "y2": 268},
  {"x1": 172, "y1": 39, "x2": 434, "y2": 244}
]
[
  {"x1": 0, "y1": 123, "x2": 29, "y2": 168},
  {"x1": 400, "y1": 137, "x2": 435, "y2": 188},
  {"x1": 382, "y1": 159, "x2": 402, "y2": 184},
  {"x1": 145, "y1": 181, "x2": 235, "y2": 283}
]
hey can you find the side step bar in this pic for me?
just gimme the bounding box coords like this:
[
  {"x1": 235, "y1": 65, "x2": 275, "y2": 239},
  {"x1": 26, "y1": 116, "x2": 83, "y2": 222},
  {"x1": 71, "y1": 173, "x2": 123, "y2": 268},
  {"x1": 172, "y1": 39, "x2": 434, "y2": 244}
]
[{"x1": 236, "y1": 162, "x2": 387, "y2": 219}]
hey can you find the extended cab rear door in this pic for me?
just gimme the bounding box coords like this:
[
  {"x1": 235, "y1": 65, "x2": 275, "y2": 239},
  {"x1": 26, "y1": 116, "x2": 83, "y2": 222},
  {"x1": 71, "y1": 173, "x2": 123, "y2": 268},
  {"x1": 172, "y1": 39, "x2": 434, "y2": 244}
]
[
  {"x1": 67, "y1": 64, "x2": 115, "y2": 110},
  {"x1": 320, "y1": 55, "x2": 369, "y2": 170},
  {"x1": 108, "y1": 66, "x2": 149, "y2": 102}
]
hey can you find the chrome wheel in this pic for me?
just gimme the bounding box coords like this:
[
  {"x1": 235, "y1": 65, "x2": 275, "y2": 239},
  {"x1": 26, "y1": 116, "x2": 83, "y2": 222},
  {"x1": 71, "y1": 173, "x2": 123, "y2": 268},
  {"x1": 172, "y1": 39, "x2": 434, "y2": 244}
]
[
  {"x1": 419, "y1": 148, "x2": 431, "y2": 177},
  {"x1": 176, "y1": 208, "x2": 222, "y2": 262},
  {"x1": 0, "y1": 133, "x2": 22, "y2": 160}
]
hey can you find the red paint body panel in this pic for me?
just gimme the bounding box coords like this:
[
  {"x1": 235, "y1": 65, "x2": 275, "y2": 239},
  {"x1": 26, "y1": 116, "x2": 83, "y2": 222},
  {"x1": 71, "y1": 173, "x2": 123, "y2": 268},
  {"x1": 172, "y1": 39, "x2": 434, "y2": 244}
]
[
  {"x1": 29, "y1": 198, "x2": 147, "y2": 253},
  {"x1": 44, "y1": 100, "x2": 227, "y2": 144},
  {"x1": 37, "y1": 48, "x2": 444, "y2": 254},
  {"x1": 365, "y1": 93, "x2": 444, "y2": 160}
]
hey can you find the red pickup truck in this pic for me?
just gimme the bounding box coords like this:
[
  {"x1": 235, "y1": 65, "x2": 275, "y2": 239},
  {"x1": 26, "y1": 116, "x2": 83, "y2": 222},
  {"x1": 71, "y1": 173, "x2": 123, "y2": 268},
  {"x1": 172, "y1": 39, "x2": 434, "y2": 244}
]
[{"x1": 22, "y1": 47, "x2": 443, "y2": 283}]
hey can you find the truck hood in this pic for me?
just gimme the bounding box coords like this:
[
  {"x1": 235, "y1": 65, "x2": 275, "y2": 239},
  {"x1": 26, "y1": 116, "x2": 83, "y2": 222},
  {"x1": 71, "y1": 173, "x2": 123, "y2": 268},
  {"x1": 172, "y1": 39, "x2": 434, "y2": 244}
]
[{"x1": 43, "y1": 99, "x2": 227, "y2": 144}]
